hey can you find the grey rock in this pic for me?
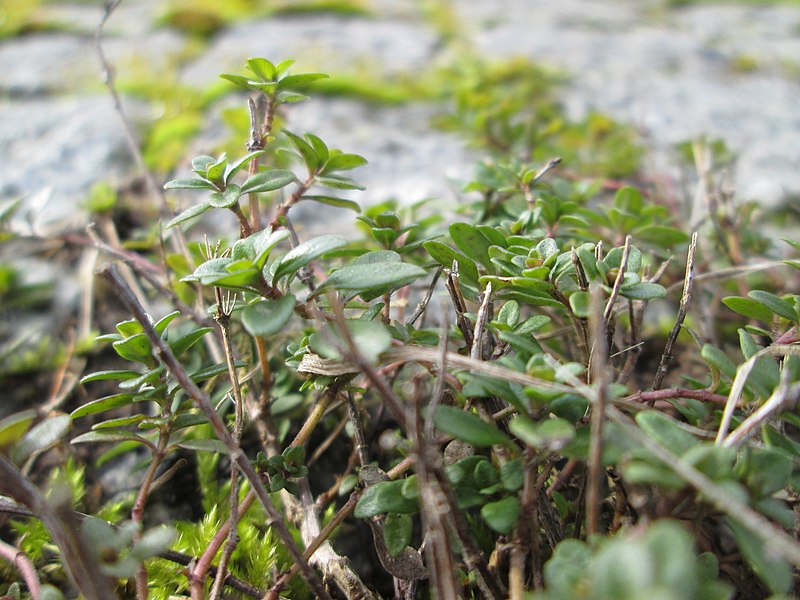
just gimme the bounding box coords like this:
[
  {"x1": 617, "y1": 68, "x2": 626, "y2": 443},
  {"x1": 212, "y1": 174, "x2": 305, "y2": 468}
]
[
  {"x1": 0, "y1": 28, "x2": 186, "y2": 97},
  {"x1": 0, "y1": 96, "x2": 139, "y2": 235},
  {"x1": 454, "y1": 0, "x2": 800, "y2": 205},
  {"x1": 180, "y1": 14, "x2": 440, "y2": 87}
]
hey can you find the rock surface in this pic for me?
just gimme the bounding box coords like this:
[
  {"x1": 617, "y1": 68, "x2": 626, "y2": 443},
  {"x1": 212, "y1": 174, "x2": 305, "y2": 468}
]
[{"x1": 2, "y1": 1, "x2": 799, "y2": 219}]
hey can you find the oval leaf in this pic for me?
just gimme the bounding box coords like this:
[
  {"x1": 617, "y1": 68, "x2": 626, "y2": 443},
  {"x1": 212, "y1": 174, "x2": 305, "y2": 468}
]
[
  {"x1": 241, "y1": 295, "x2": 296, "y2": 337},
  {"x1": 748, "y1": 290, "x2": 797, "y2": 322},
  {"x1": 241, "y1": 169, "x2": 297, "y2": 194},
  {"x1": 383, "y1": 513, "x2": 413, "y2": 557},
  {"x1": 481, "y1": 496, "x2": 520, "y2": 534},
  {"x1": 13, "y1": 415, "x2": 71, "y2": 462},
  {"x1": 322, "y1": 262, "x2": 426, "y2": 294},
  {"x1": 354, "y1": 480, "x2": 418, "y2": 518},
  {"x1": 271, "y1": 235, "x2": 348, "y2": 284},
  {"x1": 434, "y1": 405, "x2": 512, "y2": 448}
]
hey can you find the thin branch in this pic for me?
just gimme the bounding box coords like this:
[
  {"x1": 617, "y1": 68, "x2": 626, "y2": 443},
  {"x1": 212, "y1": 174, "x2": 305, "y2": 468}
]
[
  {"x1": 410, "y1": 377, "x2": 460, "y2": 599},
  {"x1": 652, "y1": 232, "x2": 698, "y2": 391},
  {"x1": 0, "y1": 539, "x2": 41, "y2": 600},
  {"x1": 132, "y1": 430, "x2": 170, "y2": 600},
  {"x1": 208, "y1": 292, "x2": 245, "y2": 600},
  {"x1": 627, "y1": 387, "x2": 729, "y2": 406},
  {"x1": 587, "y1": 286, "x2": 610, "y2": 537},
  {"x1": 0, "y1": 456, "x2": 117, "y2": 599},
  {"x1": 406, "y1": 266, "x2": 442, "y2": 327},
  {"x1": 471, "y1": 282, "x2": 493, "y2": 361},
  {"x1": 100, "y1": 265, "x2": 331, "y2": 600},
  {"x1": 716, "y1": 345, "x2": 800, "y2": 445}
]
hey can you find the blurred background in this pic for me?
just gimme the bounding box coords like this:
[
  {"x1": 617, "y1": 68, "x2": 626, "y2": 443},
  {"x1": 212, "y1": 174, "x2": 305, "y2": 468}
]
[{"x1": 0, "y1": 0, "x2": 799, "y2": 410}]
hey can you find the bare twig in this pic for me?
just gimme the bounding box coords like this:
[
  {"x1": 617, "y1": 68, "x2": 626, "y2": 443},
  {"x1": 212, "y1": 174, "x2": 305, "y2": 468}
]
[
  {"x1": 406, "y1": 266, "x2": 442, "y2": 327},
  {"x1": 652, "y1": 232, "x2": 697, "y2": 391},
  {"x1": 100, "y1": 265, "x2": 331, "y2": 600},
  {"x1": 0, "y1": 456, "x2": 117, "y2": 599},
  {"x1": 471, "y1": 282, "x2": 493, "y2": 361},
  {"x1": 131, "y1": 433, "x2": 170, "y2": 599},
  {"x1": 410, "y1": 377, "x2": 460, "y2": 599},
  {"x1": 0, "y1": 539, "x2": 41, "y2": 600},
  {"x1": 524, "y1": 156, "x2": 562, "y2": 204},
  {"x1": 587, "y1": 286, "x2": 610, "y2": 537},
  {"x1": 445, "y1": 263, "x2": 473, "y2": 350},
  {"x1": 627, "y1": 387, "x2": 730, "y2": 406},
  {"x1": 207, "y1": 293, "x2": 245, "y2": 600},
  {"x1": 602, "y1": 235, "x2": 631, "y2": 348},
  {"x1": 716, "y1": 345, "x2": 800, "y2": 445},
  {"x1": 722, "y1": 378, "x2": 800, "y2": 449}
]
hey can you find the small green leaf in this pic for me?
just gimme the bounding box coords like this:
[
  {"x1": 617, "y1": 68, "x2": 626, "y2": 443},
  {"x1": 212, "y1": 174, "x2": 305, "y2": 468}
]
[
  {"x1": 701, "y1": 344, "x2": 737, "y2": 380},
  {"x1": 305, "y1": 133, "x2": 329, "y2": 164},
  {"x1": 174, "y1": 439, "x2": 228, "y2": 453},
  {"x1": 278, "y1": 72, "x2": 329, "y2": 91},
  {"x1": 481, "y1": 496, "x2": 520, "y2": 534},
  {"x1": 434, "y1": 405, "x2": 513, "y2": 448},
  {"x1": 0, "y1": 410, "x2": 37, "y2": 450},
  {"x1": 169, "y1": 327, "x2": 214, "y2": 358},
  {"x1": 314, "y1": 175, "x2": 365, "y2": 190},
  {"x1": 71, "y1": 430, "x2": 150, "y2": 446},
  {"x1": 163, "y1": 177, "x2": 214, "y2": 191},
  {"x1": 205, "y1": 153, "x2": 228, "y2": 183},
  {"x1": 321, "y1": 153, "x2": 368, "y2": 175},
  {"x1": 748, "y1": 290, "x2": 797, "y2": 322},
  {"x1": 154, "y1": 311, "x2": 180, "y2": 335},
  {"x1": 171, "y1": 413, "x2": 208, "y2": 431},
  {"x1": 727, "y1": 518, "x2": 792, "y2": 594},
  {"x1": 241, "y1": 169, "x2": 297, "y2": 194},
  {"x1": 246, "y1": 57, "x2": 277, "y2": 81},
  {"x1": 322, "y1": 261, "x2": 426, "y2": 295},
  {"x1": 383, "y1": 513, "x2": 413, "y2": 557},
  {"x1": 619, "y1": 282, "x2": 667, "y2": 300},
  {"x1": 354, "y1": 480, "x2": 418, "y2": 517},
  {"x1": 569, "y1": 291, "x2": 591, "y2": 318},
  {"x1": 165, "y1": 202, "x2": 213, "y2": 229},
  {"x1": 241, "y1": 295, "x2": 296, "y2": 337},
  {"x1": 13, "y1": 415, "x2": 71, "y2": 463},
  {"x1": 208, "y1": 184, "x2": 242, "y2": 209},
  {"x1": 449, "y1": 223, "x2": 493, "y2": 269},
  {"x1": 497, "y1": 300, "x2": 520, "y2": 327},
  {"x1": 300, "y1": 195, "x2": 361, "y2": 212},
  {"x1": 271, "y1": 234, "x2": 348, "y2": 284},
  {"x1": 79, "y1": 370, "x2": 141, "y2": 384},
  {"x1": 91, "y1": 415, "x2": 147, "y2": 430},
  {"x1": 112, "y1": 334, "x2": 153, "y2": 365},
  {"x1": 423, "y1": 240, "x2": 480, "y2": 286},
  {"x1": 284, "y1": 131, "x2": 320, "y2": 173},
  {"x1": 224, "y1": 150, "x2": 266, "y2": 184},
  {"x1": 191, "y1": 155, "x2": 215, "y2": 175},
  {"x1": 71, "y1": 394, "x2": 138, "y2": 419},
  {"x1": 633, "y1": 225, "x2": 690, "y2": 248},
  {"x1": 500, "y1": 459, "x2": 524, "y2": 492},
  {"x1": 722, "y1": 296, "x2": 774, "y2": 322},
  {"x1": 509, "y1": 415, "x2": 575, "y2": 451},
  {"x1": 636, "y1": 411, "x2": 699, "y2": 455},
  {"x1": 308, "y1": 319, "x2": 391, "y2": 364}
]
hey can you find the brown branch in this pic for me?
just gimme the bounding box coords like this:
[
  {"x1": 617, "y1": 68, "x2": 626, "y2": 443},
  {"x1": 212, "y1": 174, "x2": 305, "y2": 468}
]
[
  {"x1": 587, "y1": 286, "x2": 610, "y2": 537},
  {"x1": 652, "y1": 232, "x2": 698, "y2": 391},
  {"x1": 627, "y1": 387, "x2": 729, "y2": 406},
  {"x1": 99, "y1": 265, "x2": 331, "y2": 600},
  {"x1": 0, "y1": 456, "x2": 117, "y2": 599}
]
